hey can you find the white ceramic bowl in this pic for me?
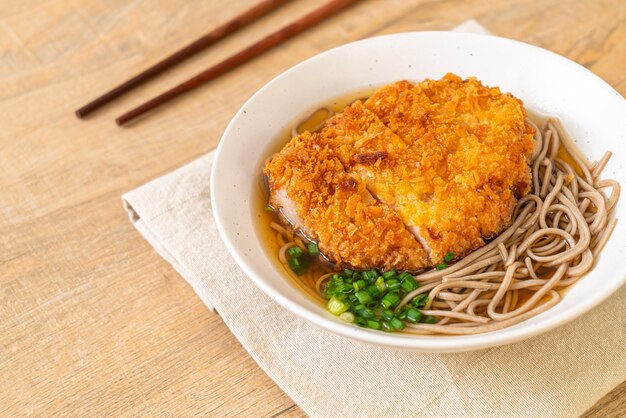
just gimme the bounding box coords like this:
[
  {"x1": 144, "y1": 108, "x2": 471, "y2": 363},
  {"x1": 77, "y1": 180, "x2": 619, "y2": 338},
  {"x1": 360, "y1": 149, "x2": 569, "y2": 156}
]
[{"x1": 211, "y1": 31, "x2": 626, "y2": 352}]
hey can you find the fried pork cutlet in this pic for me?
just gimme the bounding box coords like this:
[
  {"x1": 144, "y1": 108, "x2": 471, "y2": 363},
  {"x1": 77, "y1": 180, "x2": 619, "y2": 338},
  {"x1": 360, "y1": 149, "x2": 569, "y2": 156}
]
[
  {"x1": 264, "y1": 73, "x2": 535, "y2": 271},
  {"x1": 264, "y1": 131, "x2": 430, "y2": 271}
]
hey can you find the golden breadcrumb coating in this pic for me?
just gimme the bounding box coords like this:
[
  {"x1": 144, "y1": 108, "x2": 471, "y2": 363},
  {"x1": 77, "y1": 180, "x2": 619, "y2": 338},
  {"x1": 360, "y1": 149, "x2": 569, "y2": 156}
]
[
  {"x1": 264, "y1": 73, "x2": 535, "y2": 269},
  {"x1": 363, "y1": 73, "x2": 535, "y2": 262},
  {"x1": 263, "y1": 131, "x2": 430, "y2": 271}
]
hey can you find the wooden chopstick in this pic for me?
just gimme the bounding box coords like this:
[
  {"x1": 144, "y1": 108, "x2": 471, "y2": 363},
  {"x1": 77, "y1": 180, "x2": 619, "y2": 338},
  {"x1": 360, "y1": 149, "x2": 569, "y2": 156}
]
[
  {"x1": 75, "y1": 0, "x2": 292, "y2": 118},
  {"x1": 116, "y1": 0, "x2": 360, "y2": 126}
]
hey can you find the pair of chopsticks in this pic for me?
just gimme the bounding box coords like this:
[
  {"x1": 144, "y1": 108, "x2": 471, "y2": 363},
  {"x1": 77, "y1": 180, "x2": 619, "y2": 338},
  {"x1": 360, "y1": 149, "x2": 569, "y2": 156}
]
[{"x1": 76, "y1": 0, "x2": 360, "y2": 126}]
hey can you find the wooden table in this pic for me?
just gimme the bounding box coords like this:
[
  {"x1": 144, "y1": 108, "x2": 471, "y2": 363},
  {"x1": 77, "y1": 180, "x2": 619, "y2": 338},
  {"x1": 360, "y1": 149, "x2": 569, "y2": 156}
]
[{"x1": 1, "y1": 0, "x2": 624, "y2": 415}]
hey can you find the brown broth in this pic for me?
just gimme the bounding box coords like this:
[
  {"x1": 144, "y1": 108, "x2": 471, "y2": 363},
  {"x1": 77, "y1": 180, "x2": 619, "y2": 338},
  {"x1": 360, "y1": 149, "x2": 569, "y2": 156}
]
[
  {"x1": 526, "y1": 110, "x2": 586, "y2": 177},
  {"x1": 556, "y1": 142, "x2": 585, "y2": 177}
]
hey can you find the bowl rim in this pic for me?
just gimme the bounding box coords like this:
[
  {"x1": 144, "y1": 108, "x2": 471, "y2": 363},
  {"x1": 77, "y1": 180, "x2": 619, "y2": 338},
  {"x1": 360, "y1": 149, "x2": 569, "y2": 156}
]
[{"x1": 211, "y1": 30, "x2": 626, "y2": 352}]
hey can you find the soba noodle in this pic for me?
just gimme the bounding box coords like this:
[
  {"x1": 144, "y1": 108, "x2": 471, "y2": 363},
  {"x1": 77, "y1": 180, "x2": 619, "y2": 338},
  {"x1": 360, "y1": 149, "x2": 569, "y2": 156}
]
[{"x1": 269, "y1": 116, "x2": 619, "y2": 335}]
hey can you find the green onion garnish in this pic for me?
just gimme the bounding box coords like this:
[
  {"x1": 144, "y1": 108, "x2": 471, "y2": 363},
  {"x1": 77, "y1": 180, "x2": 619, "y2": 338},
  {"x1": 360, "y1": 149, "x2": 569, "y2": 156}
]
[
  {"x1": 339, "y1": 312, "x2": 355, "y2": 323},
  {"x1": 386, "y1": 279, "x2": 401, "y2": 291},
  {"x1": 367, "y1": 284, "x2": 381, "y2": 299},
  {"x1": 390, "y1": 317, "x2": 406, "y2": 331},
  {"x1": 381, "y1": 292, "x2": 400, "y2": 309},
  {"x1": 323, "y1": 268, "x2": 432, "y2": 333},
  {"x1": 355, "y1": 290, "x2": 372, "y2": 305},
  {"x1": 366, "y1": 319, "x2": 382, "y2": 330},
  {"x1": 287, "y1": 246, "x2": 303, "y2": 258},
  {"x1": 405, "y1": 308, "x2": 422, "y2": 323},
  {"x1": 355, "y1": 306, "x2": 374, "y2": 319},
  {"x1": 288, "y1": 258, "x2": 305, "y2": 275},
  {"x1": 381, "y1": 309, "x2": 394, "y2": 321},
  {"x1": 375, "y1": 276, "x2": 386, "y2": 292},
  {"x1": 347, "y1": 294, "x2": 359, "y2": 305},
  {"x1": 410, "y1": 294, "x2": 429, "y2": 308},
  {"x1": 382, "y1": 270, "x2": 396, "y2": 279},
  {"x1": 400, "y1": 275, "x2": 418, "y2": 292},
  {"x1": 395, "y1": 306, "x2": 408, "y2": 320},
  {"x1": 355, "y1": 317, "x2": 367, "y2": 327},
  {"x1": 264, "y1": 204, "x2": 275, "y2": 212},
  {"x1": 336, "y1": 283, "x2": 354, "y2": 295},
  {"x1": 435, "y1": 252, "x2": 455, "y2": 270},
  {"x1": 353, "y1": 279, "x2": 366, "y2": 291},
  {"x1": 326, "y1": 297, "x2": 349, "y2": 315},
  {"x1": 308, "y1": 242, "x2": 320, "y2": 255}
]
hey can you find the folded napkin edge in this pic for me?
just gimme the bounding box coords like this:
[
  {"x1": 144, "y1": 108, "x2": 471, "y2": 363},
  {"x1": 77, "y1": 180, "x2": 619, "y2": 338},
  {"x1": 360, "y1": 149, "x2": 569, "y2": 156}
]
[{"x1": 122, "y1": 193, "x2": 217, "y2": 311}]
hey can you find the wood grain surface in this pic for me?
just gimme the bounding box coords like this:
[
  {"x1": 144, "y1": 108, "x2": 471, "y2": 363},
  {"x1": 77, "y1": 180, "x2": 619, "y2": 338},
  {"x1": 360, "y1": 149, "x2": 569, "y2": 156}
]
[{"x1": 1, "y1": 0, "x2": 624, "y2": 416}]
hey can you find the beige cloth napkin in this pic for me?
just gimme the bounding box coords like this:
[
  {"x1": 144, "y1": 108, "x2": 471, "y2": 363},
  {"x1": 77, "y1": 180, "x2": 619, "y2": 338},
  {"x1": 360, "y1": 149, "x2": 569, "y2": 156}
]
[{"x1": 123, "y1": 22, "x2": 626, "y2": 418}]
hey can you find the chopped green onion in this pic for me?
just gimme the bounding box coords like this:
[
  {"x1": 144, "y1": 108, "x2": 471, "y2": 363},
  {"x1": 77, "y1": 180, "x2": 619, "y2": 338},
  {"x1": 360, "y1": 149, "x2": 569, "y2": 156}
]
[
  {"x1": 355, "y1": 317, "x2": 368, "y2": 327},
  {"x1": 323, "y1": 275, "x2": 345, "y2": 297},
  {"x1": 326, "y1": 297, "x2": 349, "y2": 315},
  {"x1": 435, "y1": 253, "x2": 455, "y2": 269},
  {"x1": 382, "y1": 270, "x2": 396, "y2": 279},
  {"x1": 353, "y1": 279, "x2": 366, "y2": 291},
  {"x1": 381, "y1": 292, "x2": 400, "y2": 309},
  {"x1": 264, "y1": 204, "x2": 275, "y2": 212},
  {"x1": 375, "y1": 276, "x2": 386, "y2": 292},
  {"x1": 400, "y1": 275, "x2": 418, "y2": 292},
  {"x1": 405, "y1": 308, "x2": 422, "y2": 323},
  {"x1": 355, "y1": 290, "x2": 372, "y2": 305},
  {"x1": 390, "y1": 317, "x2": 406, "y2": 331},
  {"x1": 355, "y1": 306, "x2": 374, "y2": 319},
  {"x1": 363, "y1": 269, "x2": 378, "y2": 283},
  {"x1": 410, "y1": 294, "x2": 429, "y2": 308},
  {"x1": 336, "y1": 283, "x2": 354, "y2": 295},
  {"x1": 395, "y1": 306, "x2": 408, "y2": 320},
  {"x1": 288, "y1": 258, "x2": 306, "y2": 275},
  {"x1": 386, "y1": 279, "x2": 401, "y2": 291},
  {"x1": 367, "y1": 319, "x2": 382, "y2": 330},
  {"x1": 308, "y1": 242, "x2": 320, "y2": 255},
  {"x1": 322, "y1": 268, "x2": 441, "y2": 333},
  {"x1": 339, "y1": 312, "x2": 354, "y2": 323},
  {"x1": 381, "y1": 309, "x2": 394, "y2": 321},
  {"x1": 287, "y1": 246, "x2": 303, "y2": 258},
  {"x1": 435, "y1": 262, "x2": 448, "y2": 270},
  {"x1": 367, "y1": 285, "x2": 381, "y2": 299}
]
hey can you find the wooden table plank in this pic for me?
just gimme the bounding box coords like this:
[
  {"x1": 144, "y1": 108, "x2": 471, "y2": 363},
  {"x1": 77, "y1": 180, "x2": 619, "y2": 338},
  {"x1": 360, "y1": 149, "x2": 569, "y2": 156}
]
[{"x1": 0, "y1": 0, "x2": 624, "y2": 416}]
